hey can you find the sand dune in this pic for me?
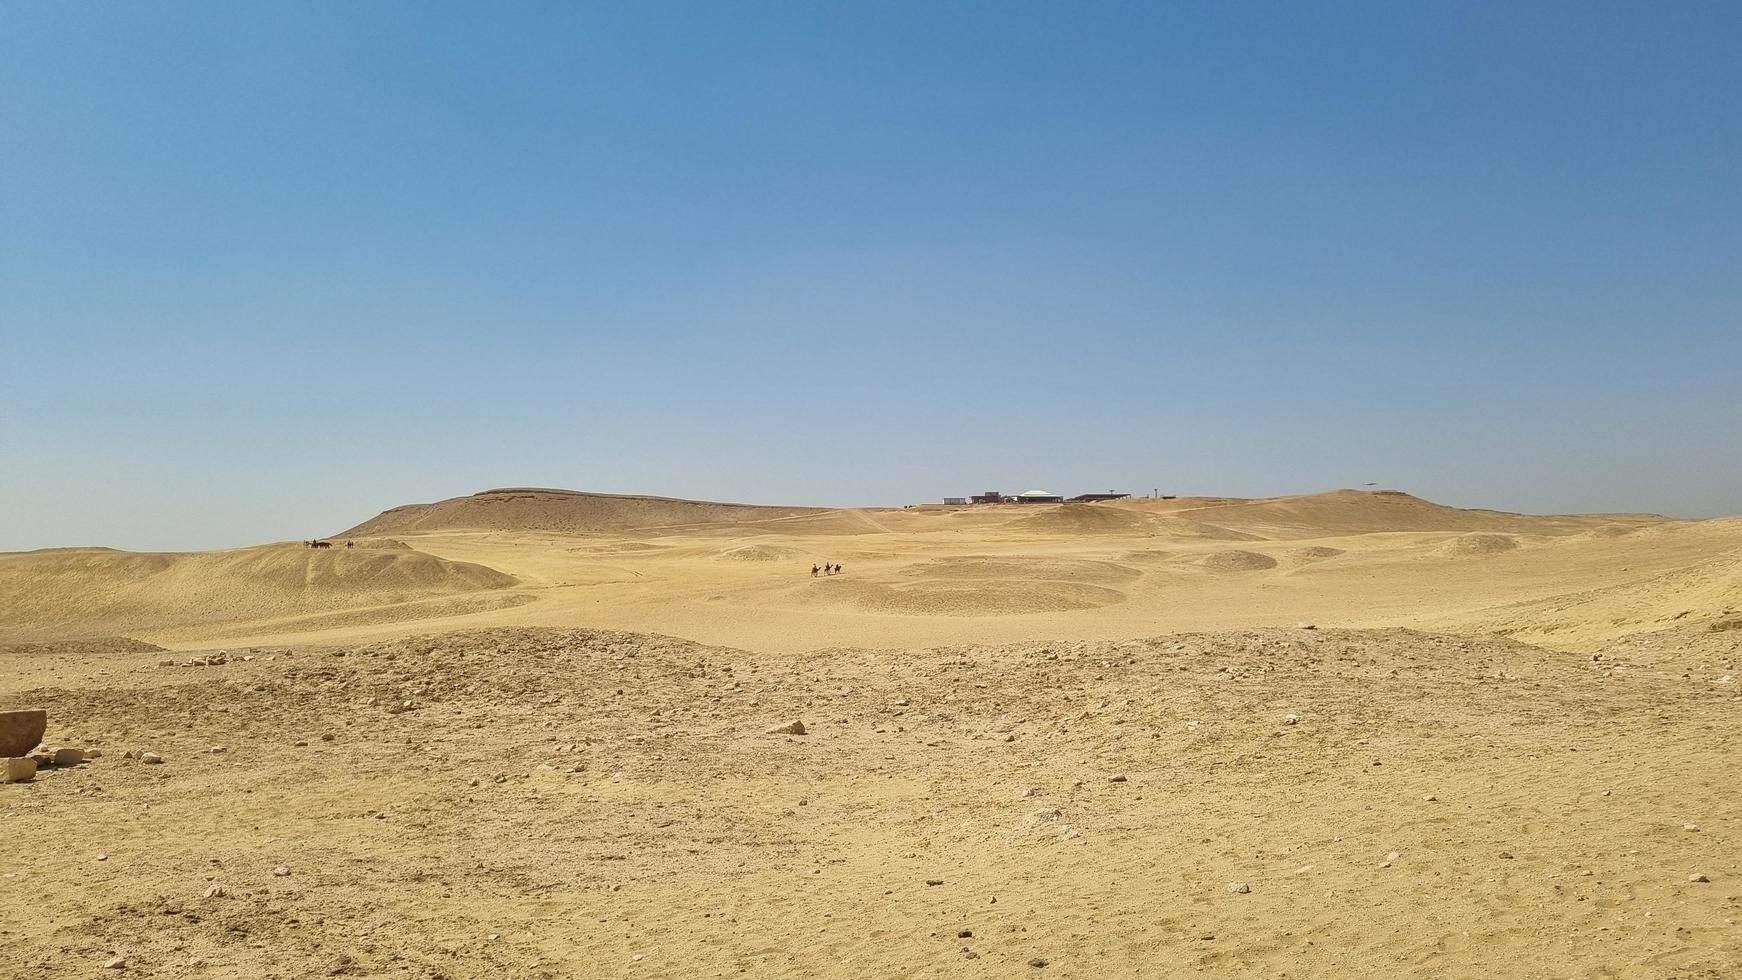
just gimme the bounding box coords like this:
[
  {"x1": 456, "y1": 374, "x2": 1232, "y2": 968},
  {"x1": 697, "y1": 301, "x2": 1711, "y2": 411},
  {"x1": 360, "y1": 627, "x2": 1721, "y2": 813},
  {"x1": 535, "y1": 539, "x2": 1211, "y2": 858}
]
[
  {"x1": 1432, "y1": 532, "x2": 1523, "y2": 556},
  {"x1": 0, "y1": 543, "x2": 515, "y2": 640},
  {"x1": 719, "y1": 544, "x2": 804, "y2": 562},
  {"x1": 1196, "y1": 549, "x2": 1281, "y2": 572},
  {"x1": 341, "y1": 487, "x2": 824, "y2": 536},
  {"x1": 3, "y1": 486, "x2": 1736, "y2": 653},
  {"x1": 1155, "y1": 488, "x2": 1648, "y2": 538},
  {"x1": 1009, "y1": 503, "x2": 1149, "y2": 535}
]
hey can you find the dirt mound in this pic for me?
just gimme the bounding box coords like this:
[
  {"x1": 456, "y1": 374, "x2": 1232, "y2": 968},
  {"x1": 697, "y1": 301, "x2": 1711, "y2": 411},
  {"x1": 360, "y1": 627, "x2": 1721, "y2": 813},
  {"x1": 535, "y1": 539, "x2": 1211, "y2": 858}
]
[
  {"x1": 1167, "y1": 489, "x2": 1640, "y2": 539},
  {"x1": 900, "y1": 556, "x2": 1142, "y2": 584},
  {"x1": 339, "y1": 487, "x2": 826, "y2": 537},
  {"x1": 0, "y1": 544, "x2": 516, "y2": 640},
  {"x1": 1008, "y1": 505, "x2": 1147, "y2": 535},
  {"x1": 1435, "y1": 533, "x2": 1522, "y2": 556},
  {"x1": 1198, "y1": 550, "x2": 1280, "y2": 572},
  {"x1": 1581, "y1": 525, "x2": 1640, "y2": 539},
  {"x1": 352, "y1": 538, "x2": 415, "y2": 550},
  {"x1": 812, "y1": 579, "x2": 1126, "y2": 616},
  {"x1": 719, "y1": 544, "x2": 804, "y2": 562},
  {"x1": 1291, "y1": 546, "x2": 1346, "y2": 561}
]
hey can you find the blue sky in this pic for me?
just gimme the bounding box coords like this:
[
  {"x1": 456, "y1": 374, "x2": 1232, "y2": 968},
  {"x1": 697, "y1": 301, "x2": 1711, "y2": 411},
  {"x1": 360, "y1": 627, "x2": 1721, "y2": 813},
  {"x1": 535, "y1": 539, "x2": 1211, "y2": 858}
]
[{"x1": 3, "y1": 2, "x2": 1738, "y2": 550}]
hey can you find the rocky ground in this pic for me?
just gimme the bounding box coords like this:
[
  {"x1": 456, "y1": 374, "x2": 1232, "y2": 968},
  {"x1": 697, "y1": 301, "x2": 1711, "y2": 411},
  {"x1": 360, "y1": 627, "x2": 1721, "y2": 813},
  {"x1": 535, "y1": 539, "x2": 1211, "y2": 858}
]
[{"x1": 2, "y1": 625, "x2": 1739, "y2": 978}]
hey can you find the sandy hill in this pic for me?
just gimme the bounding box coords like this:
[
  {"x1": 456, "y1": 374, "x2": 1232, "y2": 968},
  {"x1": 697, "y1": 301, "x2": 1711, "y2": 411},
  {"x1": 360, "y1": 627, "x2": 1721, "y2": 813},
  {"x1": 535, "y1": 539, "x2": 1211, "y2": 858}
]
[
  {"x1": 1142, "y1": 488, "x2": 1665, "y2": 539},
  {"x1": 339, "y1": 487, "x2": 826, "y2": 537},
  {"x1": 0, "y1": 543, "x2": 515, "y2": 640}
]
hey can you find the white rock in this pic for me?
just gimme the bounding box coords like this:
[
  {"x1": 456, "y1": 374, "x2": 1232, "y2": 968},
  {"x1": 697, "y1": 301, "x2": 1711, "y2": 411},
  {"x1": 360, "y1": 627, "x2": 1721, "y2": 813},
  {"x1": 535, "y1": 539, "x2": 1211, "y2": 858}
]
[
  {"x1": 272, "y1": 865, "x2": 290, "y2": 877},
  {"x1": 1227, "y1": 882, "x2": 1251, "y2": 894},
  {"x1": 139, "y1": 752, "x2": 164, "y2": 765}
]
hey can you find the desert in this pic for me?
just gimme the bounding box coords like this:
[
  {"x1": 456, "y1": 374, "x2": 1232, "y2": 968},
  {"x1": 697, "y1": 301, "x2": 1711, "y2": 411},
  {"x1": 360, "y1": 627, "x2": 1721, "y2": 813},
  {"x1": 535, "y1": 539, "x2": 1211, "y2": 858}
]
[
  {"x1": 3, "y1": 487, "x2": 1740, "y2": 978},
  {"x1": 8, "y1": 4, "x2": 1740, "y2": 977}
]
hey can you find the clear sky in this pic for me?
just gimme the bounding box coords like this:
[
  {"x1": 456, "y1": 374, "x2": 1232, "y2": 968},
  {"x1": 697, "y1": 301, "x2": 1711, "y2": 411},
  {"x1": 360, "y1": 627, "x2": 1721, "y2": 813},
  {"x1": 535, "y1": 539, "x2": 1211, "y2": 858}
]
[{"x1": 3, "y1": 2, "x2": 1738, "y2": 551}]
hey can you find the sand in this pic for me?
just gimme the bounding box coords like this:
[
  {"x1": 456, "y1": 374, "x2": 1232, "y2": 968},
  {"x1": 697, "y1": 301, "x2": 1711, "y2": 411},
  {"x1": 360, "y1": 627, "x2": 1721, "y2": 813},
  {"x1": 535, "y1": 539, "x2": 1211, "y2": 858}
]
[{"x1": 2, "y1": 487, "x2": 1740, "y2": 977}]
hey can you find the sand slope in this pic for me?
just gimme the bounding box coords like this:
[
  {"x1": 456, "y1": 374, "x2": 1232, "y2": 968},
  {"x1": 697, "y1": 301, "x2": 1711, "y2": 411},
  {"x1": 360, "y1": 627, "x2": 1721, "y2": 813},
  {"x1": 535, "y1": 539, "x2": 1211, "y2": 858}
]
[
  {"x1": 341, "y1": 487, "x2": 824, "y2": 536},
  {"x1": 0, "y1": 543, "x2": 515, "y2": 640},
  {"x1": 5, "y1": 487, "x2": 1739, "y2": 654}
]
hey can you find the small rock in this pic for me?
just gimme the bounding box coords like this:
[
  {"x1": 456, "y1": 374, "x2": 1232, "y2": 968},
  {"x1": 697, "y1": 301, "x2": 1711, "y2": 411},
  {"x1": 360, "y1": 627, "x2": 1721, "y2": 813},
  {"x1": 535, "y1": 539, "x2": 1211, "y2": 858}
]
[
  {"x1": 49, "y1": 747, "x2": 86, "y2": 766},
  {"x1": 1296, "y1": 622, "x2": 1316, "y2": 630},
  {"x1": 104, "y1": 957, "x2": 126, "y2": 970},
  {"x1": 208, "y1": 746, "x2": 228, "y2": 755},
  {"x1": 1227, "y1": 882, "x2": 1251, "y2": 894},
  {"x1": 1690, "y1": 873, "x2": 1711, "y2": 883},
  {"x1": 139, "y1": 752, "x2": 164, "y2": 765},
  {"x1": 1683, "y1": 823, "x2": 1699, "y2": 832},
  {"x1": 768, "y1": 720, "x2": 807, "y2": 736},
  {"x1": 925, "y1": 878, "x2": 944, "y2": 886},
  {"x1": 96, "y1": 853, "x2": 108, "y2": 862},
  {"x1": 203, "y1": 884, "x2": 227, "y2": 898},
  {"x1": 957, "y1": 929, "x2": 973, "y2": 938},
  {"x1": 1108, "y1": 774, "x2": 1128, "y2": 783},
  {"x1": 2, "y1": 758, "x2": 36, "y2": 784},
  {"x1": 272, "y1": 866, "x2": 291, "y2": 877},
  {"x1": 1028, "y1": 957, "x2": 1049, "y2": 968},
  {"x1": 1283, "y1": 714, "x2": 1300, "y2": 725}
]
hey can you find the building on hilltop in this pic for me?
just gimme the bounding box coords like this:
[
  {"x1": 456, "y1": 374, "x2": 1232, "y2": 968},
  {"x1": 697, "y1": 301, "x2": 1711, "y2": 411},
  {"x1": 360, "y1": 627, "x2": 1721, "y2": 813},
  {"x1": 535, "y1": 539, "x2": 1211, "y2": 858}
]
[
  {"x1": 1013, "y1": 489, "x2": 1065, "y2": 504},
  {"x1": 1068, "y1": 492, "x2": 1130, "y2": 502}
]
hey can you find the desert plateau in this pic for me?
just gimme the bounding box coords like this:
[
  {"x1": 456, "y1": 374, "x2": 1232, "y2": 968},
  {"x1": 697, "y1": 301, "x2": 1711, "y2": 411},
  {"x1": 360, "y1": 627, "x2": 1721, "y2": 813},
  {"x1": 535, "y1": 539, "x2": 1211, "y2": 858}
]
[{"x1": 3, "y1": 487, "x2": 1740, "y2": 978}]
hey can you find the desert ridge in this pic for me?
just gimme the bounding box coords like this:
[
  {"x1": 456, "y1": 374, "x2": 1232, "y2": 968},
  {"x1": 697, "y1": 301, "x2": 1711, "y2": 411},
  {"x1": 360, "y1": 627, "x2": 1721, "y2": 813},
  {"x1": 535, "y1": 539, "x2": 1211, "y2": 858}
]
[{"x1": 1, "y1": 487, "x2": 1737, "y2": 652}]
